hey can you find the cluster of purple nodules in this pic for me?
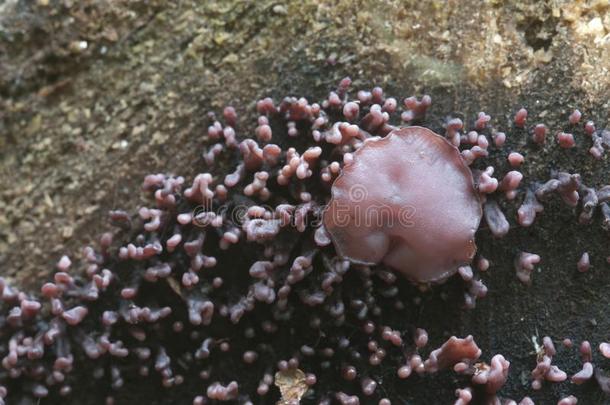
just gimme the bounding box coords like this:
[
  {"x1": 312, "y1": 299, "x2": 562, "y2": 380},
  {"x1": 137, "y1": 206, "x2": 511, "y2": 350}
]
[
  {"x1": 421, "y1": 335, "x2": 523, "y2": 404},
  {"x1": 457, "y1": 266, "x2": 488, "y2": 310},
  {"x1": 514, "y1": 252, "x2": 541, "y2": 285},
  {"x1": 531, "y1": 337, "x2": 568, "y2": 390},
  {"x1": 0, "y1": 78, "x2": 609, "y2": 404},
  {"x1": 526, "y1": 336, "x2": 610, "y2": 402},
  {"x1": 463, "y1": 106, "x2": 610, "y2": 285},
  {"x1": 0, "y1": 79, "x2": 447, "y2": 404},
  {"x1": 425, "y1": 335, "x2": 608, "y2": 405}
]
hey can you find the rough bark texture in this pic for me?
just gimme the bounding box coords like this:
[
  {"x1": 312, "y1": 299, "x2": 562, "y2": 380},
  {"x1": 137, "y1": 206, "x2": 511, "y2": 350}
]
[{"x1": 1, "y1": 0, "x2": 609, "y2": 404}]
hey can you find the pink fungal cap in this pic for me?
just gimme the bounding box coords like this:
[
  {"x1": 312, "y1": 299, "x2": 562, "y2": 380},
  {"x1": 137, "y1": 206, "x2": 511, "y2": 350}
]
[
  {"x1": 223, "y1": 106, "x2": 237, "y2": 127},
  {"x1": 514, "y1": 251, "x2": 541, "y2": 285},
  {"x1": 484, "y1": 200, "x2": 509, "y2": 238},
  {"x1": 514, "y1": 108, "x2": 528, "y2": 128},
  {"x1": 580, "y1": 341, "x2": 592, "y2": 362},
  {"x1": 508, "y1": 152, "x2": 524, "y2": 168},
  {"x1": 343, "y1": 102, "x2": 360, "y2": 122},
  {"x1": 475, "y1": 112, "x2": 491, "y2": 130},
  {"x1": 584, "y1": 121, "x2": 596, "y2": 136},
  {"x1": 402, "y1": 95, "x2": 432, "y2": 122},
  {"x1": 454, "y1": 387, "x2": 472, "y2": 405},
  {"x1": 493, "y1": 131, "x2": 506, "y2": 147},
  {"x1": 557, "y1": 396, "x2": 577, "y2": 405},
  {"x1": 532, "y1": 124, "x2": 548, "y2": 144},
  {"x1": 323, "y1": 126, "x2": 482, "y2": 283},
  {"x1": 498, "y1": 170, "x2": 523, "y2": 198},
  {"x1": 568, "y1": 109, "x2": 582, "y2": 125},
  {"x1": 445, "y1": 118, "x2": 463, "y2": 147},
  {"x1": 414, "y1": 328, "x2": 429, "y2": 348},
  {"x1": 517, "y1": 188, "x2": 544, "y2": 227},
  {"x1": 577, "y1": 252, "x2": 590, "y2": 272},
  {"x1": 557, "y1": 132, "x2": 575, "y2": 148},
  {"x1": 600, "y1": 342, "x2": 610, "y2": 358},
  {"x1": 477, "y1": 256, "x2": 490, "y2": 271},
  {"x1": 56, "y1": 255, "x2": 72, "y2": 271},
  {"x1": 571, "y1": 362, "x2": 593, "y2": 384},
  {"x1": 424, "y1": 335, "x2": 481, "y2": 373},
  {"x1": 471, "y1": 354, "x2": 510, "y2": 394},
  {"x1": 476, "y1": 166, "x2": 498, "y2": 194}
]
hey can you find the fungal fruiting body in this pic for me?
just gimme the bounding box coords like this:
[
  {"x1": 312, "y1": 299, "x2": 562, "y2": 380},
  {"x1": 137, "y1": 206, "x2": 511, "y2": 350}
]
[
  {"x1": 324, "y1": 127, "x2": 482, "y2": 283},
  {"x1": 0, "y1": 76, "x2": 609, "y2": 404}
]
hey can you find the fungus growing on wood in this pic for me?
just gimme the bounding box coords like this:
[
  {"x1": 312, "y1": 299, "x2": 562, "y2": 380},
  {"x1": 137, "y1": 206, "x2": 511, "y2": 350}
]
[{"x1": 324, "y1": 127, "x2": 482, "y2": 283}]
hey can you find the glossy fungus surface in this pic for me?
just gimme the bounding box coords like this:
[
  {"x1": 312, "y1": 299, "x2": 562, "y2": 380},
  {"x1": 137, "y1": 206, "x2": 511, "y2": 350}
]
[{"x1": 324, "y1": 126, "x2": 482, "y2": 283}]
